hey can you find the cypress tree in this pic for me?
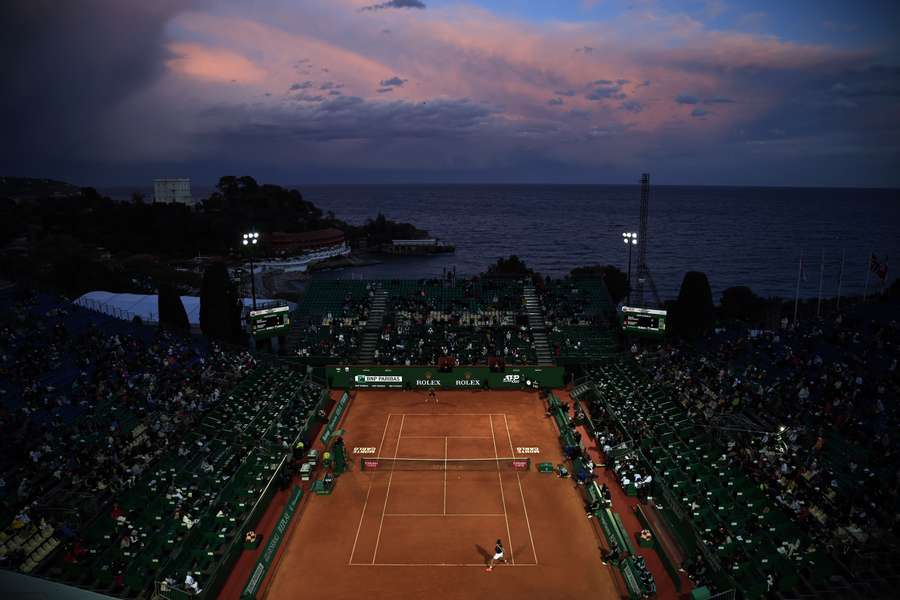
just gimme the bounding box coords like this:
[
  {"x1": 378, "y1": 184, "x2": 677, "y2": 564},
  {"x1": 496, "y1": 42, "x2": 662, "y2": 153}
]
[
  {"x1": 673, "y1": 271, "x2": 714, "y2": 338},
  {"x1": 200, "y1": 262, "x2": 242, "y2": 342},
  {"x1": 158, "y1": 283, "x2": 190, "y2": 332}
]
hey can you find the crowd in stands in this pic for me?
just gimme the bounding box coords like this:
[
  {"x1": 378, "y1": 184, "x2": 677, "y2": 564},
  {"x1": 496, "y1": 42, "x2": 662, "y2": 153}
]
[
  {"x1": 294, "y1": 319, "x2": 360, "y2": 363},
  {"x1": 375, "y1": 278, "x2": 537, "y2": 366},
  {"x1": 293, "y1": 281, "x2": 370, "y2": 362},
  {"x1": 1, "y1": 291, "x2": 255, "y2": 569},
  {"x1": 537, "y1": 278, "x2": 616, "y2": 362},
  {"x1": 635, "y1": 312, "x2": 900, "y2": 554},
  {"x1": 0, "y1": 289, "x2": 327, "y2": 597},
  {"x1": 376, "y1": 322, "x2": 535, "y2": 366}
]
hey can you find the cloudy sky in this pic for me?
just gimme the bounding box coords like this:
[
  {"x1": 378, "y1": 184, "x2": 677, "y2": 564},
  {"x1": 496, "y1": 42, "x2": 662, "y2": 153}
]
[{"x1": 3, "y1": 0, "x2": 899, "y2": 186}]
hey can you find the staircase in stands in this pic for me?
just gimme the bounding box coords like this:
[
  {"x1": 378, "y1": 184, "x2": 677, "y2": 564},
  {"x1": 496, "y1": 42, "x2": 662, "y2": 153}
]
[
  {"x1": 358, "y1": 284, "x2": 387, "y2": 363},
  {"x1": 523, "y1": 283, "x2": 555, "y2": 366}
]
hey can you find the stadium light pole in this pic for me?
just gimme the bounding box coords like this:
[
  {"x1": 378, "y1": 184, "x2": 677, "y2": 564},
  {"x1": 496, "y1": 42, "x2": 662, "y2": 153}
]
[
  {"x1": 242, "y1": 232, "x2": 260, "y2": 310},
  {"x1": 623, "y1": 232, "x2": 638, "y2": 304}
]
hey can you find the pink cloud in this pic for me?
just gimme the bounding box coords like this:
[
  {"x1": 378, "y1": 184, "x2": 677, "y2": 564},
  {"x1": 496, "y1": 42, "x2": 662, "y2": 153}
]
[
  {"x1": 166, "y1": 42, "x2": 267, "y2": 83},
  {"x1": 139, "y1": 0, "x2": 874, "y2": 166}
]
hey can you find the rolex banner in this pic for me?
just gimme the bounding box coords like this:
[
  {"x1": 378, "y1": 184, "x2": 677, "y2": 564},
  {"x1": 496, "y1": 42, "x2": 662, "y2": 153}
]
[{"x1": 328, "y1": 366, "x2": 564, "y2": 390}]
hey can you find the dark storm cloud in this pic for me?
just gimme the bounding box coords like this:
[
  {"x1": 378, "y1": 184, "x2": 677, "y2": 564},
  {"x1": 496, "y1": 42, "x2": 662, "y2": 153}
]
[
  {"x1": 704, "y1": 96, "x2": 735, "y2": 104},
  {"x1": 293, "y1": 94, "x2": 325, "y2": 103},
  {"x1": 620, "y1": 100, "x2": 642, "y2": 113},
  {"x1": 211, "y1": 96, "x2": 499, "y2": 144},
  {"x1": 554, "y1": 89, "x2": 576, "y2": 97},
  {"x1": 691, "y1": 108, "x2": 711, "y2": 117},
  {"x1": 676, "y1": 94, "x2": 700, "y2": 104},
  {"x1": 361, "y1": 0, "x2": 426, "y2": 12},
  {"x1": 379, "y1": 76, "x2": 407, "y2": 87},
  {"x1": 0, "y1": 1, "x2": 188, "y2": 172},
  {"x1": 547, "y1": 97, "x2": 564, "y2": 106},
  {"x1": 586, "y1": 81, "x2": 626, "y2": 101},
  {"x1": 290, "y1": 81, "x2": 314, "y2": 90},
  {"x1": 377, "y1": 87, "x2": 394, "y2": 93}
]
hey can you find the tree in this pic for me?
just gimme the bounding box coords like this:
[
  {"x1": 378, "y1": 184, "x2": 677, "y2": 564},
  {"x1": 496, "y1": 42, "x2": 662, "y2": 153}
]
[
  {"x1": 720, "y1": 286, "x2": 765, "y2": 323},
  {"x1": 485, "y1": 255, "x2": 532, "y2": 278},
  {"x1": 200, "y1": 262, "x2": 243, "y2": 342},
  {"x1": 131, "y1": 191, "x2": 146, "y2": 205},
  {"x1": 570, "y1": 265, "x2": 628, "y2": 304},
  {"x1": 158, "y1": 283, "x2": 190, "y2": 332},
  {"x1": 672, "y1": 271, "x2": 715, "y2": 338}
]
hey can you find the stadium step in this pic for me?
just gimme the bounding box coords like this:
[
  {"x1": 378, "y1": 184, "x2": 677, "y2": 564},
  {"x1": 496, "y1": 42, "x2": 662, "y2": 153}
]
[
  {"x1": 523, "y1": 283, "x2": 554, "y2": 365},
  {"x1": 359, "y1": 284, "x2": 387, "y2": 362}
]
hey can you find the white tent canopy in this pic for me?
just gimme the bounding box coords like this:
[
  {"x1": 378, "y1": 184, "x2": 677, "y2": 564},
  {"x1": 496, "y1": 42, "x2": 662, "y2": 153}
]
[{"x1": 74, "y1": 291, "x2": 292, "y2": 326}]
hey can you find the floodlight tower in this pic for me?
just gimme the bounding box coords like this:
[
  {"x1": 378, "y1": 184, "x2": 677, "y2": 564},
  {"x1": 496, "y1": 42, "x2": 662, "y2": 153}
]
[
  {"x1": 634, "y1": 173, "x2": 661, "y2": 308},
  {"x1": 623, "y1": 232, "x2": 638, "y2": 304},
  {"x1": 242, "y1": 231, "x2": 260, "y2": 310}
]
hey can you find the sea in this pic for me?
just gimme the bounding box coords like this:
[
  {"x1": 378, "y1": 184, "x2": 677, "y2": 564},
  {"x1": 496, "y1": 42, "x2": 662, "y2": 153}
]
[
  {"x1": 300, "y1": 184, "x2": 900, "y2": 301},
  {"x1": 103, "y1": 184, "x2": 900, "y2": 302}
]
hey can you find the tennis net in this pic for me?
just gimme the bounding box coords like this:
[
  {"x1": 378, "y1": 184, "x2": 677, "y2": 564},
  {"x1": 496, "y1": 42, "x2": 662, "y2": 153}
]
[{"x1": 360, "y1": 457, "x2": 530, "y2": 471}]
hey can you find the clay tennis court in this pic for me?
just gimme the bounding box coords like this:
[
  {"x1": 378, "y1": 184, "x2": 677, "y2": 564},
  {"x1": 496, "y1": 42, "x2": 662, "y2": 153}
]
[{"x1": 262, "y1": 389, "x2": 618, "y2": 599}]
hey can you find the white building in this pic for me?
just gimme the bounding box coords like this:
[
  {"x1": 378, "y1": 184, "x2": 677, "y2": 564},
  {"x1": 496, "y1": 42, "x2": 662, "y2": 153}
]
[{"x1": 153, "y1": 178, "x2": 193, "y2": 206}]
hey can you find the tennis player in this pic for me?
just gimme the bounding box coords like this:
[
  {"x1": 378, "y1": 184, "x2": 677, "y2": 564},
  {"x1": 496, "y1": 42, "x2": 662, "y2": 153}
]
[
  {"x1": 427, "y1": 388, "x2": 438, "y2": 403},
  {"x1": 485, "y1": 539, "x2": 507, "y2": 571}
]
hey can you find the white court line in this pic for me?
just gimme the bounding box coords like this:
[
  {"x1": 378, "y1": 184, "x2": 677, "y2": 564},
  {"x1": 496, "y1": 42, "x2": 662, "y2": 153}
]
[
  {"x1": 489, "y1": 414, "x2": 515, "y2": 565},
  {"x1": 372, "y1": 414, "x2": 405, "y2": 564},
  {"x1": 504, "y1": 413, "x2": 538, "y2": 565},
  {"x1": 401, "y1": 435, "x2": 493, "y2": 439},
  {"x1": 350, "y1": 563, "x2": 538, "y2": 567},
  {"x1": 383, "y1": 513, "x2": 507, "y2": 517},
  {"x1": 348, "y1": 413, "x2": 393, "y2": 565},
  {"x1": 443, "y1": 436, "x2": 448, "y2": 515},
  {"x1": 398, "y1": 413, "x2": 508, "y2": 416}
]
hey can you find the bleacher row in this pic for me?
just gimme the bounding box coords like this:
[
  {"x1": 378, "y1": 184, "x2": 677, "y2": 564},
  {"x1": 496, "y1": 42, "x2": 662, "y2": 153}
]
[
  {"x1": 290, "y1": 280, "x2": 371, "y2": 364},
  {"x1": 290, "y1": 277, "x2": 618, "y2": 366},
  {"x1": 576, "y1": 360, "x2": 835, "y2": 599},
  {"x1": 547, "y1": 393, "x2": 657, "y2": 599},
  {"x1": 539, "y1": 278, "x2": 617, "y2": 365},
  {"x1": 44, "y1": 366, "x2": 328, "y2": 598}
]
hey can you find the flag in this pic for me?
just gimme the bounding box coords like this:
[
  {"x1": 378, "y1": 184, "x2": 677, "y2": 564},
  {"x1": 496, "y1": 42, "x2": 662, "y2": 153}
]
[{"x1": 870, "y1": 254, "x2": 889, "y2": 281}]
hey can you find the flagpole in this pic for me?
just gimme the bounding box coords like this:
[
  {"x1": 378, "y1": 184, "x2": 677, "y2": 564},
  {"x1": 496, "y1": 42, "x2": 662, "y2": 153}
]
[
  {"x1": 836, "y1": 248, "x2": 845, "y2": 311},
  {"x1": 793, "y1": 256, "x2": 802, "y2": 324},
  {"x1": 864, "y1": 251, "x2": 872, "y2": 301},
  {"x1": 816, "y1": 248, "x2": 825, "y2": 318}
]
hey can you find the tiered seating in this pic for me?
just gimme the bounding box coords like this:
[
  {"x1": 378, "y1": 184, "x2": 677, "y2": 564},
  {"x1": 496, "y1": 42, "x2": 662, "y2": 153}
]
[
  {"x1": 582, "y1": 360, "x2": 834, "y2": 599},
  {"x1": 43, "y1": 366, "x2": 326, "y2": 597},
  {"x1": 292, "y1": 280, "x2": 371, "y2": 362},
  {"x1": 539, "y1": 278, "x2": 617, "y2": 364},
  {"x1": 375, "y1": 278, "x2": 536, "y2": 366}
]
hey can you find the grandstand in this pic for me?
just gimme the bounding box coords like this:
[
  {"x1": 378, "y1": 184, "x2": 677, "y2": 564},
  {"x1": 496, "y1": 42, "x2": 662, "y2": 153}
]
[
  {"x1": 2, "y1": 276, "x2": 898, "y2": 600},
  {"x1": 288, "y1": 276, "x2": 616, "y2": 368}
]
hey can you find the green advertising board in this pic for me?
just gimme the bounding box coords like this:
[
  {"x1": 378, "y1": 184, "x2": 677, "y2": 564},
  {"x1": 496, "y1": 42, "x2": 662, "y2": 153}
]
[
  {"x1": 321, "y1": 391, "x2": 350, "y2": 444},
  {"x1": 327, "y1": 366, "x2": 564, "y2": 390},
  {"x1": 241, "y1": 485, "x2": 303, "y2": 599}
]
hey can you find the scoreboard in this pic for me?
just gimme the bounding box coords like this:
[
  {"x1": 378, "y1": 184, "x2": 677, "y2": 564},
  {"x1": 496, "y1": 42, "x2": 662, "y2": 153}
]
[
  {"x1": 622, "y1": 306, "x2": 667, "y2": 335},
  {"x1": 249, "y1": 305, "x2": 291, "y2": 338}
]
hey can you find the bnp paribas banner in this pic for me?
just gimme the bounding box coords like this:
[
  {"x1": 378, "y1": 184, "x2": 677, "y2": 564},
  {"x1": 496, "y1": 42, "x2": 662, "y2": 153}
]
[{"x1": 329, "y1": 366, "x2": 563, "y2": 390}]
